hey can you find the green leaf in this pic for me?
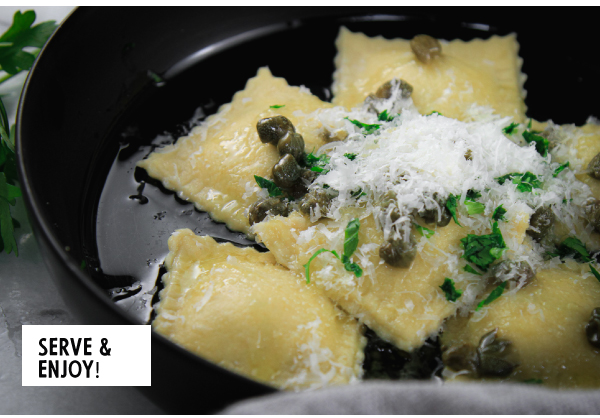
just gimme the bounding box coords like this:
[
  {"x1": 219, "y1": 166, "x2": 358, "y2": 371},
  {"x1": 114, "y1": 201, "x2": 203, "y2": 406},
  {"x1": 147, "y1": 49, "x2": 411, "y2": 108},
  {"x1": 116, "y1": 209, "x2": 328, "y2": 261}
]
[
  {"x1": 440, "y1": 278, "x2": 462, "y2": 302},
  {"x1": 460, "y1": 221, "x2": 506, "y2": 272},
  {"x1": 413, "y1": 222, "x2": 435, "y2": 238},
  {"x1": 523, "y1": 379, "x2": 543, "y2": 384},
  {"x1": 465, "y1": 200, "x2": 485, "y2": 215},
  {"x1": 523, "y1": 130, "x2": 549, "y2": 157},
  {"x1": 428, "y1": 111, "x2": 443, "y2": 116},
  {"x1": 344, "y1": 117, "x2": 380, "y2": 135},
  {"x1": 0, "y1": 172, "x2": 18, "y2": 255},
  {"x1": 303, "y1": 248, "x2": 340, "y2": 284},
  {"x1": 303, "y1": 152, "x2": 330, "y2": 174},
  {"x1": 476, "y1": 281, "x2": 507, "y2": 311},
  {"x1": 343, "y1": 218, "x2": 361, "y2": 257},
  {"x1": 495, "y1": 172, "x2": 541, "y2": 193},
  {"x1": 555, "y1": 236, "x2": 591, "y2": 262},
  {"x1": 553, "y1": 161, "x2": 569, "y2": 177},
  {"x1": 270, "y1": 104, "x2": 285, "y2": 109},
  {"x1": 590, "y1": 264, "x2": 600, "y2": 284},
  {"x1": 527, "y1": 119, "x2": 532, "y2": 129},
  {"x1": 466, "y1": 189, "x2": 481, "y2": 200},
  {"x1": 254, "y1": 175, "x2": 282, "y2": 197},
  {"x1": 446, "y1": 194, "x2": 461, "y2": 227},
  {"x1": 0, "y1": 11, "x2": 57, "y2": 75},
  {"x1": 377, "y1": 109, "x2": 395, "y2": 122},
  {"x1": 502, "y1": 122, "x2": 519, "y2": 135},
  {"x1": 492, "y1": 204, "x2": 507, "y2": 222},
  {"x1": 464, "y1": 264, "x2": 482, "y2": 275},
  {"x1": 344, "y1": 153, "x2": 358, "y2": 161}
]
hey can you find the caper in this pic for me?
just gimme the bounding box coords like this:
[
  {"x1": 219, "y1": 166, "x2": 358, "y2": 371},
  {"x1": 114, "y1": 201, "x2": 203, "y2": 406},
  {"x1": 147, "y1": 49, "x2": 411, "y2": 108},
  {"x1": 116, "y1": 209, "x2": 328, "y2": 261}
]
[
  {"x1": 320, "y1": 129, "x2": 349, "y2": 143},
  {"x1": 277, "y1": 132, "x2": 305, "y2": 162},
  {"x1": 442, "y1": 344, "x2": 478, "y2": 374},
  {"x1": 410, "y1": 34, "x2": 442, "y2": 64},
  {"x1": 588, "y1": 152, "x2": 600, "y2": 180},
  {"x1": 248, "y1": 197, "x2": 290, "y2": 225},
  {"x1": 478, "y1": 355, "x2": 517, "y2": 378},
  {"x1": 299, "y1": 188, "x2": 338, "y2": 217},
  {"x1": 418, "y1": 193, "x2": 452, "y2": 227},
  {"x1": 586, "y1": 308, "x2": 600, "y2": 349},
  {"x1": 374, "y1": 78, "x2": 414, "y2": 100},
  {"x1": 539, "y1": 125, "x2": 561, "y2": 152},
  {"x1": 585, "y1": 199, "x2": 600, "y2": 233},
  {"x1": 526, "y1": 205, "x2": 554, "y2": 242},
  {"x1": 256, "y1": 115, "x2": 295, "y2": 145},
  {"x1": 379, "y1": 233, "x2": 417, "y2": 268},
  {"x1": 476, "y1": 328, "x2": 518, "y2": 377},
  {"x1": 272, "y1": 154, "x2": 303, "y2": 188},
  {"x1": 491, "y1": 261, "x2": 535, "y2": 288}
]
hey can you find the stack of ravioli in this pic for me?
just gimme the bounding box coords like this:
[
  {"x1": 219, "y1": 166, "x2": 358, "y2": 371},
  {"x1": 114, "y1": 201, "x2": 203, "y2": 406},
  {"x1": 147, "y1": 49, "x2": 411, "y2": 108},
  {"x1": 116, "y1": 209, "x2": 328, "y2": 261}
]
[{"x1": 138, "y1": 28, "x2": 600, "y2": 390}]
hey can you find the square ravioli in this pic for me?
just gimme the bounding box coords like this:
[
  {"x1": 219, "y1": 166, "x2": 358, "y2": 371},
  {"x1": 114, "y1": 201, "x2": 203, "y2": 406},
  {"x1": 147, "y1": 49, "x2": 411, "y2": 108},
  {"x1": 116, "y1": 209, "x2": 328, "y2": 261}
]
[
  {"x1": 138, "y1": 67, "x2": 332, "y2": 235},
  {"x1": 154, "y1": 229, "x2": 365, "y2": 390},
  {"x1": 332, "y1": 27, "x2": 526, "y2": 121}
]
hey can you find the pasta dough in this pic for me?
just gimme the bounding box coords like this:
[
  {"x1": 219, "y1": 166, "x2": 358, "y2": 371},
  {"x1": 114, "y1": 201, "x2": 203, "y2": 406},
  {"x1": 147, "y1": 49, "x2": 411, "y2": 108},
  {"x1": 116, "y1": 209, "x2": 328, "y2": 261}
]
[
  {"x1": 332, "y1": 27, "x2": 526, "y2": 121},
  {"x1": 441, "y1": 264, "x2": 600, "y2": 388},
  {"x1": 153, "y1": 229, "x2": 365, "y2": 390},
  {"x1": 138, "y1": 67, "x2": 332, "y2": 235}
]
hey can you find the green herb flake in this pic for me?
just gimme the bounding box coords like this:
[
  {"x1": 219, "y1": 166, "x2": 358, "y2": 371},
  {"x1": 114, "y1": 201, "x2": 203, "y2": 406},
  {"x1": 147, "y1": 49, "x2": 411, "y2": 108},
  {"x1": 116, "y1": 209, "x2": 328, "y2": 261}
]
[
  {"x1": 562, "y1": 198, "x2": 573, "y2": 204},
  {"x1": 492, "y1": 204, "x2": 507, "y2": 222},
  {"x1": 254, "y1": 175, "x2": 282, "y2": 197},
  {"x1": 428, "y1": 111, "x2": 443, "y2": 116},
  {"x1": 461, "y1": 222, "x2": 506, "y2": 272},
  {"x1": 502, "y1": 122, "x2": 519, "y2": 135},
  {"x1": 446, "y1": 194, "x2": 461, "y2": 227},
  {"x1": 413, "y1": 223, "x2": 435, "y2": 239},
  {"x1": 523, "y1": 130, "x2": 549, "y2": 157},
  {"x1": 465, "y1": 200, "x2": 485, "y2": 215},
  {"x1": 553, "y1": 161, "x2": 570, "y2": 177},
  {"x1": 464, "y1": 264, "x2": 482, "y2": 275},
  {"x1": 527, "y1": 119, "x2": 533, "y2": 129},
  {"x1": 440, "y1": 278, "x2": 462, "y2": 302},
  {"x1": 476, "y1": 281, "x2": 507, "y2": 311},
  {"x1": 466, "y1": 189, "x2": 482, "y2": 200},
  {"x1": 304, "y1": 219, "x2": 363, "y2": 283},
  {"x1": 377, "y1": 109, "x2": 395, "y2": 122},
  {"x1": 269, "y1": 104, "x2": 285, "y2": 109},
  {"x1": 344, "y1": 117, "x2": 380, "y2": 135},
  {"x1": 350, "y1": 188, "x2": 366, "y2": 199},
  {"x1": 590, "y1": 264, "x2": 600, "y2": 284},
  {"x1": 344, "y1": 153, "x2": 358, "y2": 161},
  {"x1": 555, "y1": 236, "x2": 591, "y2": 262},
  {"x1": 495, "y1": 172, "x2": 542, "y2": 193},
  {"x1": 523, "y1": 379, "x2": 543, "y2": 384},
  {"x1": 304, "y1": 152, "x2": 330, "y2": 174}
]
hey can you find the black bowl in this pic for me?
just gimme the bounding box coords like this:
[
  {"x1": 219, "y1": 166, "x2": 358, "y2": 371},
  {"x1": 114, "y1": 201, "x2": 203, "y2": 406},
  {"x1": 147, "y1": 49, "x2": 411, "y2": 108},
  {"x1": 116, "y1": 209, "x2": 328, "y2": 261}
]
[{"x1": 16, "y1": 6, "x2": 599, "y2": 413}]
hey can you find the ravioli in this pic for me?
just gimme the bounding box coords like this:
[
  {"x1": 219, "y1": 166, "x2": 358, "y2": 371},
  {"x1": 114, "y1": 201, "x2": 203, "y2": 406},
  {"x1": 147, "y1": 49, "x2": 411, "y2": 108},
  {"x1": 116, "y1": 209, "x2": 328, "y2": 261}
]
[
  {"x1": 138, "y1": 67, "x2": 332, "y2": 235},
  {"x1": 252, "y1": 209, "x2": 530, "y2": 352},
  {"x1": 153, "y1": 229, "x2": 365, "y2": 390},
  {"x1": 332, "y1": 27, "x2": 526, "y2": 121},
  {"x1": 440, "y1": 264, "x2": 600, "y2": 388}
]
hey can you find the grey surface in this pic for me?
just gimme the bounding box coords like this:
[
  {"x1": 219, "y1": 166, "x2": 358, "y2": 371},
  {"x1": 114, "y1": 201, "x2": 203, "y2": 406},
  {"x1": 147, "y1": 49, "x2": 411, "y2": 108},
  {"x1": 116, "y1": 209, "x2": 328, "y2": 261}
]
[
  {"x1": 222, "y1": 380, "x2": 600, "y2": 415},
  {"x1": 0, "y1": 6, "x2": 164, "y2": 415}
]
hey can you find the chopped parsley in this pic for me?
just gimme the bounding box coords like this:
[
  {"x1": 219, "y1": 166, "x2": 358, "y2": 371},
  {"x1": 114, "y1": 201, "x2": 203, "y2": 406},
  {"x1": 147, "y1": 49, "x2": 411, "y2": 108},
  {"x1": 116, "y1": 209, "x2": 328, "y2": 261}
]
[
  {"x1": 377, "y1": 109, "x2": 395, "y2": 122},
  {"x1": 350, "y1": 188, "x2": 366, "y2": 199},
  {"x1": 495, "y1": 172, "x2": 542, "y2": 193},
  {"x1": 269, "y1": 104, "x2": 285, "y2": 109},
  {"x1": 523, "y1": 379, "x2": 543, "y2": 384},
  {"x1": 440, "y1": 278, "x2": 462, "y2": 302},
  {"x1": 562, "y1": 198, "x2": 573, "y2": 204},
  {"x1": 552, "y1": 236, "x2": 591, "y2": 262},
  {"x1": 553, "y1": 161, "x2": 570, "y2": 177},
  {"x1": 461, "y1": 222, "x2": 506, "y2": 272},
  {"x1": 476, "y1": 281, "x2": 507, "y2": 311},
  {"x1": 590, "y1": 264, "x2": 600, "y2": 284},
  {"x1": 344, "y1": 153, "x2": 358, "y2": 161},
  {"x1": 466, "y1": 189, "x2": 482, "y2": 200},
  {"x1": 523, "y1": 130, "x2": 549, "y2": 157},
  {"x1": 304, "y1": 151, "x2": 330, "y2": 173},
  {"x1": 464, "y1": 200, "x2": 485, "y2": 215},
  {"x1": 303, "y1": 219, "x2": 363, "y2": 283},
  {"x1": 344, "y1": 117, "x2": 380, "y2": 135},
  {"x1": 446, "y1": 194, "x2": 461, "y2": 226},
  {"x1": 464, "y1": 264, "x2": 482, "y2": 275},
  {"x1": 502, "y1": 122, "x2": 519, "y2": 135},
  {"x1": 413, "y1": 223, "x2": 435, "y2": 238},
  {"x1": 428, "y1": 111, "x2": 443, "y2": 116},
  {"x1": 254, "y1": 175, "x2": 282, "y2": 197},
  {"x1": 492, "y1": 204, "x2": 507, "y2": 222}
]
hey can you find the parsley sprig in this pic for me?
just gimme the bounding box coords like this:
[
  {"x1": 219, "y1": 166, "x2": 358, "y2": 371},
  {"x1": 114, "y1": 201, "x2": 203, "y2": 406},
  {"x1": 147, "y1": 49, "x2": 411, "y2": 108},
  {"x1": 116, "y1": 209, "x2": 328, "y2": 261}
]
[
  {"x1": 303, "y1": 219, "x2": 363, "y2": 283},
  {"x1": 0, "y1": 10, "x2": 57, "y2": 255}
]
